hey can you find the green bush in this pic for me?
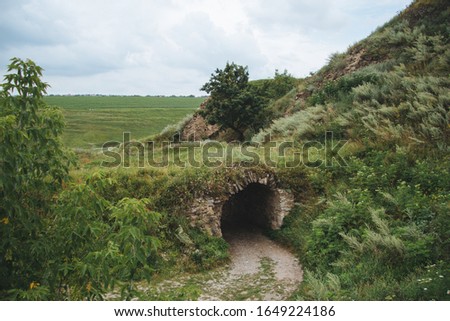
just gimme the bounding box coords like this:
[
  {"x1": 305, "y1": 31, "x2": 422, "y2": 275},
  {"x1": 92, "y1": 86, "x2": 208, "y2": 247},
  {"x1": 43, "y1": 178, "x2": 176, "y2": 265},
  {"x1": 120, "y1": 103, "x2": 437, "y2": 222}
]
[
  {"x1": 250, "y1": 69, "x2": 298, "y2": 102},
  {"x1": 287, "y1": 148, "x2": 449, "y2": 300},
  {"x1": 308, "y1": 67, "x2": 381, "y2": 106},
  {"x1": 189, "y1": 230, "x2": 229, "y2": 270}
]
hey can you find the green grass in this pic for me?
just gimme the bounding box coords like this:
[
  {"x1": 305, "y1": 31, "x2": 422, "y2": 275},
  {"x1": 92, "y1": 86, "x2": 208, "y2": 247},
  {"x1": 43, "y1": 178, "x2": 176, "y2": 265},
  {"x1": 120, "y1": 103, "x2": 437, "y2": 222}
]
[{"x1": 44, "y1": 96, "x2": 204, "y2": 148}]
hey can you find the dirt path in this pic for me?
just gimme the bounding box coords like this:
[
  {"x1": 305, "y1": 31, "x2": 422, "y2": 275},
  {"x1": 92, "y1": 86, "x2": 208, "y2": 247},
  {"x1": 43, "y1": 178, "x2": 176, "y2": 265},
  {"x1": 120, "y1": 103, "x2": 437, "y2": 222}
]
[
  {"x1": 224, "y1": 226, "x2": 303, "y2": 281},
  {"x1": 199, "y1": 226, "x2": 303, "y2": 300},
  {"x1": 143, "y1": 226, "x2": 303, "y2": 301}
]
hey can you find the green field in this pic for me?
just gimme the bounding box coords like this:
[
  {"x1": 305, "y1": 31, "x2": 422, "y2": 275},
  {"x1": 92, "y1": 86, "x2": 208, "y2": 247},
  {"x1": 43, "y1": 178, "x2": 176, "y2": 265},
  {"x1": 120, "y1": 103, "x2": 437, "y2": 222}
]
[{"x1": 44, "y1": 96, "x2": 203, "y2": 148}]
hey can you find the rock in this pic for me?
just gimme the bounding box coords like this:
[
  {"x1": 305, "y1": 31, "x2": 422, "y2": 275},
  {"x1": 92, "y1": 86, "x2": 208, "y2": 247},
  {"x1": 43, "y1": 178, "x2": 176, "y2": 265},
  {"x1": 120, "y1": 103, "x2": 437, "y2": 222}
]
[{"x1": 181, "y1": 100, "x2": 220, "y2": 141}]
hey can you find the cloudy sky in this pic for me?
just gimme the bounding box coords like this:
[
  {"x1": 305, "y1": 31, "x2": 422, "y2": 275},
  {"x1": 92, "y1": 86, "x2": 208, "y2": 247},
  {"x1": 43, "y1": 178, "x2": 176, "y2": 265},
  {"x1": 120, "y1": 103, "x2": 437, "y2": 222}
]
[{"x1": 0, "y1": 0, "x2": 411, "y2": 95}]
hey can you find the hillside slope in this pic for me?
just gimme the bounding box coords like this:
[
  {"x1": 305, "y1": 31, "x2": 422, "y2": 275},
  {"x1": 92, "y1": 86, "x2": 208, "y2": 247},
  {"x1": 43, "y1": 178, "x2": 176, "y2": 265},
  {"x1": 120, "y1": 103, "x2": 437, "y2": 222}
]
[
  {"x1": 261, "y1": 0, "x2": 449, "y2": 300},
  {"x1": 262, "y1": 0, "x2": 449, "y2": 122}
]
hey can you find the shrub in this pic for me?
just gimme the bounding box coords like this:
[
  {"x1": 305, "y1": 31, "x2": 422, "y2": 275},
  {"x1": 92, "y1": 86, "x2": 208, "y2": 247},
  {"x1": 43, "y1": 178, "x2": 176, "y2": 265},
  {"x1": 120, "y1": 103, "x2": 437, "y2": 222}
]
[{"x1": 189, "y1": 230, "x2": 229, "y2": 270}]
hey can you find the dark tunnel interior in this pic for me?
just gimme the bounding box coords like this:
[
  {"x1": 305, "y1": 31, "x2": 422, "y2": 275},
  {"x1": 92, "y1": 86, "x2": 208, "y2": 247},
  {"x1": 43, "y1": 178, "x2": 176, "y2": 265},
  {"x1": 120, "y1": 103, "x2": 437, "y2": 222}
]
[{"x1": 220, "y1": 183, "x2": 279, "y2": 235}]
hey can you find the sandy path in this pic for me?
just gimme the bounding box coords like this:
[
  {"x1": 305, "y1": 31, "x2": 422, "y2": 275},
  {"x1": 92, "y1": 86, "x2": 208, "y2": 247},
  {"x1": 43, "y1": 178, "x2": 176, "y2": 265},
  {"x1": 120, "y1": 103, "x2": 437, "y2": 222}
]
[
  {"x1": 225, "y1": 226, "x2": 302, "y2": 280},
  {"x1": 198, "y1": 226, "x2": 303, "y2": 300},
  {"x1": 140, "y1": 226, "x2": 303, "y2": 301}
]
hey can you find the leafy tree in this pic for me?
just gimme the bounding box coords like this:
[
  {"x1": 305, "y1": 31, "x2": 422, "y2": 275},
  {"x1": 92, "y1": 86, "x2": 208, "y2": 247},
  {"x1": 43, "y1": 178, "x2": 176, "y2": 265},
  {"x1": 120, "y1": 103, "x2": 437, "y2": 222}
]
[
  {"x1": 0, "y1": 58, "x2": 74, "y2": 294},
  {"x1": 0, "y1": 58, "x2": 162, "y2": 300},
  {"x1": 200, "y1": 62, "x2": 268, "y2": 141}
]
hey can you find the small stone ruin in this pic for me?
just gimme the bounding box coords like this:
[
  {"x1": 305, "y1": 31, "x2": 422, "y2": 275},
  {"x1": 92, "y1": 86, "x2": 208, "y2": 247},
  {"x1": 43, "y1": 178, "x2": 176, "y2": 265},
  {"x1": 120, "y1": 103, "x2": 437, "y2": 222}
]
[{"x1": 186, "y1": 170, "x2": 294, "y2": 237}]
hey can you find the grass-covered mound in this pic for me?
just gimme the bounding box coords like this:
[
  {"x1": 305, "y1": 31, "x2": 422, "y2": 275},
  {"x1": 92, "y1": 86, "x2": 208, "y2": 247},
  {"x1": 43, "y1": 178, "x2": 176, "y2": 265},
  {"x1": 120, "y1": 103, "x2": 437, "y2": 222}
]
[{"x1": 259, "y1": 0, "x2": 449, "y2": 300}]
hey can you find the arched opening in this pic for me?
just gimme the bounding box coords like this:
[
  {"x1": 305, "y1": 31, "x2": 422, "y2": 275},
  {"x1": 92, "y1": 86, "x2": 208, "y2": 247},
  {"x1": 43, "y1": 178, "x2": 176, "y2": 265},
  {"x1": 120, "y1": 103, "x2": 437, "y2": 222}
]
[{"x1": 220, "y1": 183, "x2": 280, "y2": 235}]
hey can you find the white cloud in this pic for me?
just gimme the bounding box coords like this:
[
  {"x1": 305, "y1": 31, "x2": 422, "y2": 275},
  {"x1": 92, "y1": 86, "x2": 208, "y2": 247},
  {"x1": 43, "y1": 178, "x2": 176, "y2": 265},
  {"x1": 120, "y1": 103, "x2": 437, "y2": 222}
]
[{"x1": 0, "y1": 0, "x2": 412, "y2": 95}]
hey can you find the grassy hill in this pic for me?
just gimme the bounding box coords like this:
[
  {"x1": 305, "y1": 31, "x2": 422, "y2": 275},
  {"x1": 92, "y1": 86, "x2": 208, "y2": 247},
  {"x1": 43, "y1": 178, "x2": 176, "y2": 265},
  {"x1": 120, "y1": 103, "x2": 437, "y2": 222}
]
[
  {"x1": 254, "y1": 0, "x2": 449, "y2": 300},
  {"x1": 259, "y1": 0, "x2": 449, "y2": 142}
]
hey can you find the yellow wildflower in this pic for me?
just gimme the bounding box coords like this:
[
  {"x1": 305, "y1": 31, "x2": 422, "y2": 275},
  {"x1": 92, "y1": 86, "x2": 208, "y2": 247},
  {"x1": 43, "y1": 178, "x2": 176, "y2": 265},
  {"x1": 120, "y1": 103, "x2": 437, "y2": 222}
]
[
  {"x1": 29, "y1": 281, "x2": 40, "y2": 290},
  {"x1": 1, "y1": 217, "x2": 9, "y2": 225}
]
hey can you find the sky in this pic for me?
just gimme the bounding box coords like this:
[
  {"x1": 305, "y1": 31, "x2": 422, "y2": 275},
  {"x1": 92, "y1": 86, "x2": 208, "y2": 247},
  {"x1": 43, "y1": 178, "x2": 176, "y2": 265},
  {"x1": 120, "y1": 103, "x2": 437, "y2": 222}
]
[{"x1": 0, "y1": 0, "x2": 412, "y2": 96}]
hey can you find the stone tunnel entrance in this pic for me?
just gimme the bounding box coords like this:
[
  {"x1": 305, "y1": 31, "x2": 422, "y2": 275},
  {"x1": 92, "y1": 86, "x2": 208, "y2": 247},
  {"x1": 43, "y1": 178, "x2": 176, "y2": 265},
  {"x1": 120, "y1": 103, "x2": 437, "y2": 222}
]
[
  {"x1": 186, "y1": 170, "x2": 295, "y2": 237},
  {"x1": 220, "y1": 183, "x2": 280, "y2": 233},
  {"x1": 183, "y1": 170, "x2": 302, "y2": 299}
]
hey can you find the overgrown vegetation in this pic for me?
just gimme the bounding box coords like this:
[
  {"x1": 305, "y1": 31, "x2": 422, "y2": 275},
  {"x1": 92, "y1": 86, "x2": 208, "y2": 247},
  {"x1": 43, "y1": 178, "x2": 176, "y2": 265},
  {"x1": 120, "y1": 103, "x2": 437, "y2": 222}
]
[
  {"x1": 0, "y1": 59, "x2": 228, "y2": 300},
  {"x1": 266, "y1": 0, "x2": 449, "y2": 301}
]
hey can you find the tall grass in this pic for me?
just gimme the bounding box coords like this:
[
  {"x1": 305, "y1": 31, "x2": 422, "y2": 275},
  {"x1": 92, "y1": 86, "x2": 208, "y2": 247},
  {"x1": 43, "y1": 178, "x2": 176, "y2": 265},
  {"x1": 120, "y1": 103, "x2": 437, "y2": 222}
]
[{"x1": 269, "y1": 2, "x2": 450, "y2": 300}]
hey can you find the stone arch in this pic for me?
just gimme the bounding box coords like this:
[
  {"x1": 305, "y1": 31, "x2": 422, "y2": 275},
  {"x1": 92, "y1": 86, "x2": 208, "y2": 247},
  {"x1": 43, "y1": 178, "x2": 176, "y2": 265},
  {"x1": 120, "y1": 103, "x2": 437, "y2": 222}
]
[{"x1": 187, "y1": 170, "x2": 294, "y2": 237}]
